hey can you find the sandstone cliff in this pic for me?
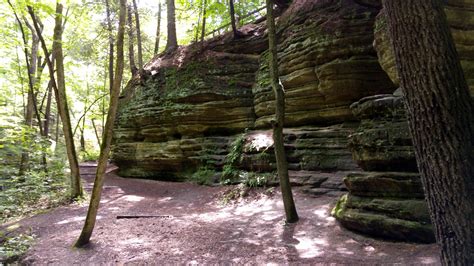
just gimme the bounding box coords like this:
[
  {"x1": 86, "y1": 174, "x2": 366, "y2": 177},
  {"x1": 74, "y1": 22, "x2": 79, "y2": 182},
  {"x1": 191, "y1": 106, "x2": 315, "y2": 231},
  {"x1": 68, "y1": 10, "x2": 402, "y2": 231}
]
[{"x1": 112, "y1": 0, "x2": 474, "y2": 243}]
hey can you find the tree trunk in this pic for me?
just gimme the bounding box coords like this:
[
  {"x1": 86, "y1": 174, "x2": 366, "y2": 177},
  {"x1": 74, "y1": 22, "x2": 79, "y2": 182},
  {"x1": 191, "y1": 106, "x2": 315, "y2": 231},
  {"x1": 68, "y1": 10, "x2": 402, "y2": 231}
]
[
  {"x1": 52, "y1": 3, "x2": 83, "y2": 199},
  {"x1": 127, "y1": 4, "x2": 137, "y2": 76},
  {"x1": 165, "y1": 0, "x2": 177, "y2": 52},
  {"x1": 43, "y1": 80, "x2": 53, "y2": 137},
  {"x1": 105, "y1": 0, "x2": 114, "y2": 93},
  {"x1": 132, "y1": 0, "x2": 143, "y2": 72},
  {"x1": 266, "y1": 0, "x2": 298, "y2": 223},
  {"x1": 75, "y1": 0, "x2": 126, "y2": 247},
  {"x1": 229, "y1": 0, "x2": 239, "y2": 38},
  {"x1": 7, "y1": 1, "x2": 44, "y2": 174},
  {"x1": 195, "y1": 3, "x2": 202, "y2": 43},
  {"x1": 154, "y1": 2, "x2": 161, "y2": 54},
  {"x1": 28, "y1": 3, "x2": 83, "y2": 198},
  {"x1": 200, "y1": 0, "x2": 206, "y2": 43},
  {"x1": 382, "y1": 0, "x2": 474, "y2": 264}
]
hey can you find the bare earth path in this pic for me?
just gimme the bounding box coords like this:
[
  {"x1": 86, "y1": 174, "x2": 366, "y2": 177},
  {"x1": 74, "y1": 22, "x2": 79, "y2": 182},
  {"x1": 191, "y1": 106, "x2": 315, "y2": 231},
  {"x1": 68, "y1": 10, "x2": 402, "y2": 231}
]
[{"x1": 8, "y1": 164, "x2": 439, "y2": 264}]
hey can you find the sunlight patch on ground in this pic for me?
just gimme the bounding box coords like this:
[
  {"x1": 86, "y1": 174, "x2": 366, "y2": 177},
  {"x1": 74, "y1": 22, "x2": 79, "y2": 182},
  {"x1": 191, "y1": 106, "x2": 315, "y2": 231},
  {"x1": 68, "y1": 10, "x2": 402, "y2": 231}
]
[
  {"x1": 158, "y1": 197, "x2": 173, "y2": 202},
  {"x1": 121, "y1": 195, "x2": 145, "y2": 202},
  {"x1": 56, "y1": 215, "x2": 102, "y2": 225},
  {"x1": 337, "y1": 247, "x2": 354, "y2": 255},
  {"x1": 293, "y1": 236, "x2": 325, "y2": 258},
  {"x1": 312, "y1": 204, "x2": 330, "y2": 218},
  {"x1": 420, "y1": 256, "x2": 438, "y2": 264},
  {"x1": 196, "y1": 197, "x2": 280, "y2": 223},
  {"x1": 119, "y1": 237, "x2": 145, "y2": 246}
]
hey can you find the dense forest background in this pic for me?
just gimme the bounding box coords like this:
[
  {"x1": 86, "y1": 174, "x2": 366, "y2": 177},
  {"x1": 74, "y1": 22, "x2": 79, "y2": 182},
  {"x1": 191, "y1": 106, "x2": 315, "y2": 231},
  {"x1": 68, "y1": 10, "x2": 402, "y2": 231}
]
[{"x1": 0, "y1": 0, "x2": 266, "y2": 219}]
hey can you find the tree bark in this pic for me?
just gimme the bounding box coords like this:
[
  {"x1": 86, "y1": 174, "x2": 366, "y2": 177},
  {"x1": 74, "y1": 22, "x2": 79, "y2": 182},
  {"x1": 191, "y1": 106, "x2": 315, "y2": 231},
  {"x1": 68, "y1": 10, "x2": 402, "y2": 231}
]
[
  {"x1": 52, "y1": 3, "x2": 83, "y2": 199},
  {"x1": 75, "y1": 0, "x2": 126, "y2": 247},
  {"x1": 229, "y1": 0, "x2": 240, "y2": 38},
  {"x1": 266, "y1": 0, "x2": 298, "y2": 223},
  {"x1": 132, "y1": 0, "x2": 143, "y2": 72},
  {"x1": 127, "y1": 4, "x2": 137, "y2": 76},
  {"x1": 200, "y1": 0, "x2": 206, "y2": 43},
  {"x1": 7, "y1": 1, "x2": 44, "y2": 174},
  {"x1": 165, "y1": 0, "x2": 177, "y2": 52},
  {"x1": 382, "y1": 0, "x2": 474, "y2": 264},
  {"x1": 154, "y1": 2, "x2": 162, "y2": 54},
  {"x1": 105, "y1": 0, "x2": 114, "y2": 93},
  {"x1": 43, "y1": 80, "x2": 53, "y2": 138},
  {"x1": 28, "y1": 4, "x2": 83, "y2": 199}
]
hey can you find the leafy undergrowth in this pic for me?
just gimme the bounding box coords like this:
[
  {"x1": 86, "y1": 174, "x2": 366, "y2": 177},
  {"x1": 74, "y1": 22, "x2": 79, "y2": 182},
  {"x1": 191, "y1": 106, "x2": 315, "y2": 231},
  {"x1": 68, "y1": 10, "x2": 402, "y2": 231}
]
[
  {"x1": 0, "y1": 229, "x2": 35, "y2": 264},
  {"x1": 0, "y1": 166, "x2": 71, "y2": 224},
  {"x1": 217, "y1": 184, "x2": 276, "y2": 205}
]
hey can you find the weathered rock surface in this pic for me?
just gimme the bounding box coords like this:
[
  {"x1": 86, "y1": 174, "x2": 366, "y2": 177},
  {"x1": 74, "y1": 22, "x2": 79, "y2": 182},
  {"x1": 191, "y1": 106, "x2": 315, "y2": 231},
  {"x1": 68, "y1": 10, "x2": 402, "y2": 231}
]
[
  {"x1": 114, "y1": 0, "x2": 387, "y2": 182},
  {"x1": 253, "y1": 1, "x2": 396, "y2": 128},
  {"x1": 333, "y1": 93, "x2": 434, "y2": 242},
  {"x1": 348, "y1": 94, "x2": 417, "y2": 172},
  {"x1": 374, "y1": 1, "x2": 474, "y2": 94},
  {"x1": 112, "y1": 0, "x2": 474, "y2": 244},
  {"x1": 333, "y1": 193, "x2": 434, "y2": 243}
]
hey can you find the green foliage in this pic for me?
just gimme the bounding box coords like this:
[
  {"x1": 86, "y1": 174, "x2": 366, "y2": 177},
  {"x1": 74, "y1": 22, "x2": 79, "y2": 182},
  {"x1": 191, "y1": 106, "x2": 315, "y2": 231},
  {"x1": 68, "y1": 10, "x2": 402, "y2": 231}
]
[
  {"x1": 79, "y1": 149, "x2": 100, "y2": 162},
  {"x1": 242, "y1": 172, "x2": 274, "y2": 187},
  {"x1": 0, "y1": 160, "x2": 69, "y2": 223},
  {"x1": 0, "y1": 114, "x2": 69, "y2": 223},
  {"x1": 0, "y1": 232, "x2": 35, "y2": 263},
  {"x1": 190, "y1": 167, "x2": 215, "y2": 186},
  {"x1": 221, "y1": 132, "x2": 246, "y2": 184},
  {"x1": 219, "y1": 184, "x2": 246, "y2": 205}
]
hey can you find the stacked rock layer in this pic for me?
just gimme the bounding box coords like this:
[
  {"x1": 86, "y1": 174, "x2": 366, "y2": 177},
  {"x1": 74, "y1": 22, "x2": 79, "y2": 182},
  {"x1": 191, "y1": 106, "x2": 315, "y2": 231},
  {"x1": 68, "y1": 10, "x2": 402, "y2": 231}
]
[{"x1": 112, "y1": 0, "x2": 474, "y2": 242}]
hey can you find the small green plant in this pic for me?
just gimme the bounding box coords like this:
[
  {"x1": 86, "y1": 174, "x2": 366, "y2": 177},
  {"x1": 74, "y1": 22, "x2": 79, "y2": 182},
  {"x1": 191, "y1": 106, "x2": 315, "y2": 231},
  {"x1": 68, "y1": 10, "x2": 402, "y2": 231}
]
[
  {"x1": 190, "y1": 167, "x2": 215, "y2": 186},
  {"x1": 221, "y1": 132, "x2": 246, "y2": 183},
  {"x1": 79, "y1": 150, "x2": 100, "y2": 162},
  {"x1": 0, "y1": 232, "x2": 35, "y2": 263}
]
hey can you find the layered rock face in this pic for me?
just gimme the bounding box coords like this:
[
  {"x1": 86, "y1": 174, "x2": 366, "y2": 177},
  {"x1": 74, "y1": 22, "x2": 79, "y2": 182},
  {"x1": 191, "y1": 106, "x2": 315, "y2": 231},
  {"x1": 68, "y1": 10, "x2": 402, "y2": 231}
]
[
  {"x1": 113, "y1": 0, "x2": 392, "y2": 182},
  {"x1": 332, "y1": 94, "x2": 435, "y2": 243},
  {"x1": 113, "y1": 28, "x2": 265, "y2": 179},
  {"x1": 253, "y1": 1, "x2": 395, "y2": 128},
  {"x1": 374, "y1": 1, "x2": 474, "y2": 94},
  {"x1": 332, "y1": 0, "x2": 474, "y2": 243},
  {"x1": 112, "y1": 0, "x2": 473, "y2": 243}
]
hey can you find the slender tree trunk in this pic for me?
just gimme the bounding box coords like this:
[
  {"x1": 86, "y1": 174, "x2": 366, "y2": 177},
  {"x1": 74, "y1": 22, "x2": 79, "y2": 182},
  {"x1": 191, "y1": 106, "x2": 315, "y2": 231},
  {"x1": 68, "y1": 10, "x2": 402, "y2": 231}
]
[
  {"x1": 382, "y1": 1, "x2": 474, "y2": 264},
  {"x1": 127, "y1": 4, "x2": 137, "y2": 75},
  {"x1": 52, "y1": 3, "x2": 83, "y2": 199},
  {"x1": 75, "y1": 0, "x2": 126, "y2": 247},
  {"x1": 91, "y1": 119, "x2": 101, "y2": 147},
  {"x1": 28, "y1": 4, "x2": 83, "y2": 199},
  {"x1": 165, "y1": 0, "x2": 177, "y2": 52},
  {"x1": 200, "y1": 0, "x2": 206, "y2": 43},
  {"x1": 132, "y1": 0, "x2": 143, "y2": 72},
  {"x1": 8, "y1": 1, "x2": 44, "y2": 174},
  {"x1": 229, "y1": 0, "x2": 241, "y2": 38},
  {"x1": 266, "y1": 0, "x2": 298, "y2": 223},
  {"x1": 195, "y1": 4, "x2": 202, "y2": 43},
  {"x1": 154, "y1": 2, "x2": 161, "y2": 54},
  {"x1": 105, "y1": 0, "x2": 114, "y2": 93},
  {"x1": 43, "y1": 80, "x2": 53, "y2": 137}
]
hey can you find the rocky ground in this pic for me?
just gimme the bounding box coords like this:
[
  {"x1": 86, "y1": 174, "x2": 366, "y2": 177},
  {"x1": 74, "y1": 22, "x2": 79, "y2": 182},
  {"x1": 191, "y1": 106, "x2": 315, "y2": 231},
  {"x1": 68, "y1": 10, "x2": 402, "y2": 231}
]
[{"x1": 2, "y1": 164, "x2": 440, "y2": 264}]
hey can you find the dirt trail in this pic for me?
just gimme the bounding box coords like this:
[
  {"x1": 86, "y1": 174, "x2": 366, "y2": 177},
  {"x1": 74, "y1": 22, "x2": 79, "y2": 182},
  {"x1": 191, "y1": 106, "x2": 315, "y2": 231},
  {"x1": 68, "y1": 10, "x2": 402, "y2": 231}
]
[{"x1": 6, "y1": 164, "x2": 439, "y2": 264}]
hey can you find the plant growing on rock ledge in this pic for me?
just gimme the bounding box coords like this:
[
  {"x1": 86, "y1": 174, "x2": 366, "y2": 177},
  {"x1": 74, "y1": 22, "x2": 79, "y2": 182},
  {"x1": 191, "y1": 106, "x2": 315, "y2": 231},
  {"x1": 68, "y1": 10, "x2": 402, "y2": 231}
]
[{"x1": 221, "y1": 132, "x2": 246, "y2": 184}]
